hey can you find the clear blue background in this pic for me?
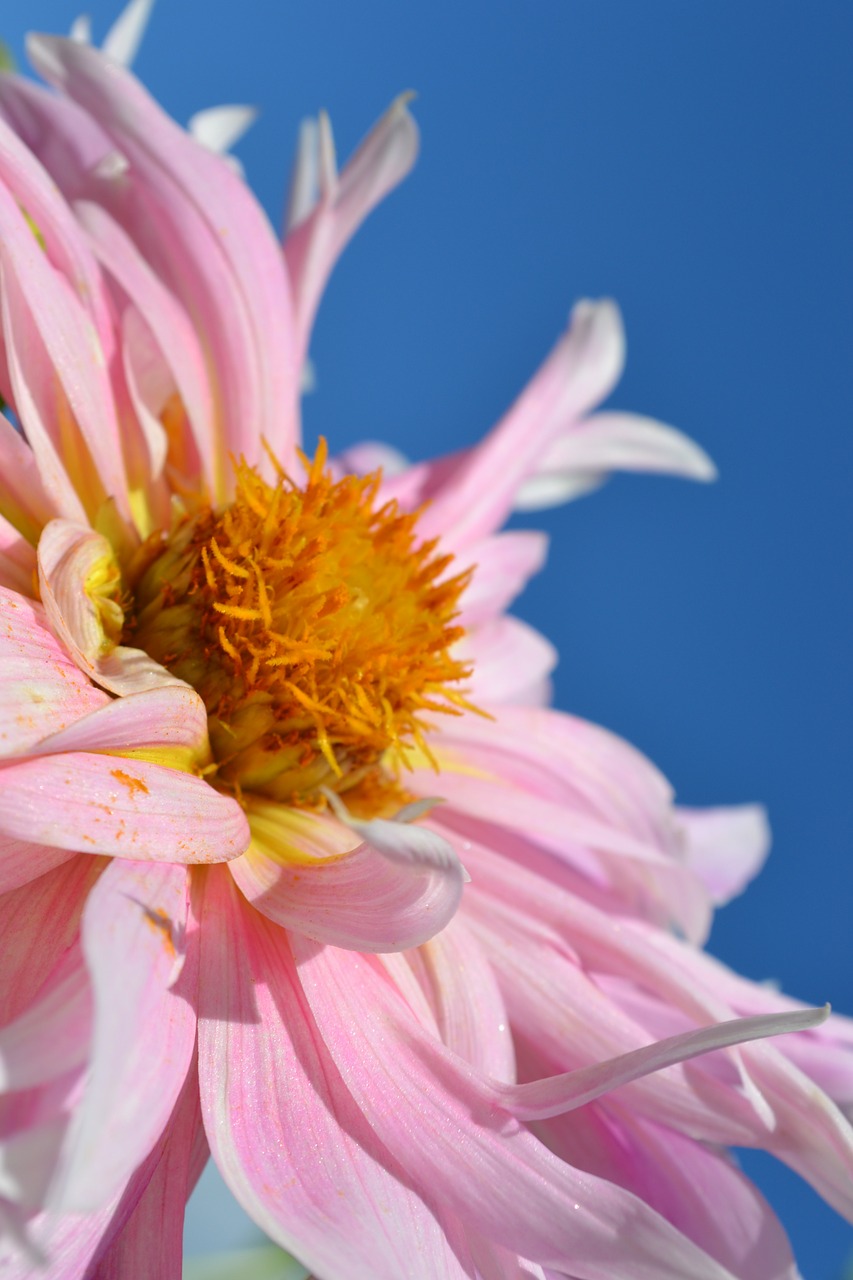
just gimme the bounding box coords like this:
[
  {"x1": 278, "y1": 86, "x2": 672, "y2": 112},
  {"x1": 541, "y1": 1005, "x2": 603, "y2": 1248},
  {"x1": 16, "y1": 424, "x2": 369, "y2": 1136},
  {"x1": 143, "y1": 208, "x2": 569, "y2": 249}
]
[{"x1": 6, "y1": 2, "x2": 853, "y2": 1275}]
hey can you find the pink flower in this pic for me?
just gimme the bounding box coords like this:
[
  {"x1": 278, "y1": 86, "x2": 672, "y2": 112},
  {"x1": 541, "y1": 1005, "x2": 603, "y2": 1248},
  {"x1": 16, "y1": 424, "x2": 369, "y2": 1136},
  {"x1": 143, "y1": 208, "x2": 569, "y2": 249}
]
[{"x1": 0, "y1": 11, "x2": 850, "y2": 1278}]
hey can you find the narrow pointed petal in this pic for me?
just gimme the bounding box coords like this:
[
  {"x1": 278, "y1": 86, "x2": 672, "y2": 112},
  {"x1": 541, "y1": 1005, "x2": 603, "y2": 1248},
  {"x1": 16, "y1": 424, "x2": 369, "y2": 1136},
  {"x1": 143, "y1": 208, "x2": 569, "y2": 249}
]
[
  {"x1": 52, "y1": 859, "x2": 197, "y2": 1211},
  {"x1": 514, "y1": 411, "x2": 717, "y2": 512},
  {"x1": 188, "y1": 104, "x2": 258, "y2": 154},
  {"x1": 284, "y1": 96, "x2": 418, "y2": 363},
  {"x1": 0, "y1": 410, "x2": 57, "y2": 540},
  {"x1": 230, "y1": 801, "x2": 464, "y2": 952},
  {"x1": 417, "y1": 300, "x2": 625, "y2": 548},
  {"x1": 0, "y1": 752, "x2": 248, "y2": 863},
  {"x1": 198, "y1": 867, "x2": 474, "y2": 1280},
  {"x1": 101, "y1": 0, "x2": 155, "y2": 67}
]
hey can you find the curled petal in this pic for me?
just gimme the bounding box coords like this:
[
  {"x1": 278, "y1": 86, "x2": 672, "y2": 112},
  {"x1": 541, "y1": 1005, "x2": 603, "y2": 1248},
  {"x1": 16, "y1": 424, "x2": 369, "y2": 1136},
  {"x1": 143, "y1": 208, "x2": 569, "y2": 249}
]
[
  {"x1": 675, "y1": 805, "x2": 771, "y2": 906},
  {"x1": 230, "y1": 800, "x2": 464, "y2": 952}
]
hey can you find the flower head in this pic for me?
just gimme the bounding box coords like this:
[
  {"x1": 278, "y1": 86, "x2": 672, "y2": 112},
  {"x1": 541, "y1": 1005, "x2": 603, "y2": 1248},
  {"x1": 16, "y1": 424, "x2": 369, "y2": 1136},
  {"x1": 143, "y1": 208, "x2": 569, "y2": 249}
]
[{"x1": 0, "y1": 7, "x2": 851, "y2": 1279}]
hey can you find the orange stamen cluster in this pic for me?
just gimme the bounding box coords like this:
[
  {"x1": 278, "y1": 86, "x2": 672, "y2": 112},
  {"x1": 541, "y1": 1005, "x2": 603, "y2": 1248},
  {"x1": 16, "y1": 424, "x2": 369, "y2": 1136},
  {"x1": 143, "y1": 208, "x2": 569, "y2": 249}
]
[{"x1": 132, "y1": 441, "x2": 473, "y2": 807}]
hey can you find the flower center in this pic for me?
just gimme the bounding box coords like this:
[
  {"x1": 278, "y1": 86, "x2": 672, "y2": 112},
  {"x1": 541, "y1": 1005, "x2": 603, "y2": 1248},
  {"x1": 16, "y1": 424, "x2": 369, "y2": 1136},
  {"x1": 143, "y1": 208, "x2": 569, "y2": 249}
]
[{"x1": 130, "y1": 442, "x2": 472, "y2": 810}]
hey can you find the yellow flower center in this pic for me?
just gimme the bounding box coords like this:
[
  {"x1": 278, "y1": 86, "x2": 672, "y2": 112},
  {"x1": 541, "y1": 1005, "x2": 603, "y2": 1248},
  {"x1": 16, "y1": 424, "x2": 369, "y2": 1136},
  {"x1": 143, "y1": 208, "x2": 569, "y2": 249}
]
[{"x1": 131, "y1": 441, "x2": 472, "y2": 811}]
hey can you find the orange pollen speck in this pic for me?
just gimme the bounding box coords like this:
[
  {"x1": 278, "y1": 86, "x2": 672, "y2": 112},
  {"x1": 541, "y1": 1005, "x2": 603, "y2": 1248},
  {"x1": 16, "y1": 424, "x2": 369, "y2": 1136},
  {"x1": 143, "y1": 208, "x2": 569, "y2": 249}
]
[{"x1": 131, "y1": 440, "x2": 474, "y2": 807}]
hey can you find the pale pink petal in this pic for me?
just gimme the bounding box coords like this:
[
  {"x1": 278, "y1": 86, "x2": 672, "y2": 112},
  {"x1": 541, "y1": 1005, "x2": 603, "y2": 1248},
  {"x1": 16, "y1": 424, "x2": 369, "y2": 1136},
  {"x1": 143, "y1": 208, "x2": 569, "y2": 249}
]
[
  {"x1": 100, "y1": 0, "x2": 155, "y2": 67},
  {"x1": 230, "y1": 801, "x2": 463, "y2": 952},
  {"x1": 28, "y1": 35, "x2": 298, "y2": 478},
  {"x1": 292, "y1": 938, "x2": 742, "y2": 1278},
  {"x1": 332, "y1": 438, "x2": 410, "y2": 481},
  {"x1": 496, "y1": 1007, "x2": 827, "y2": 1121},
  {"x1": 414, "y1": 919, "x2": 516, "y2": 1081},
  {"x1": 0, "y1": 840, "x2": 78, "y2": 895},
  {"x1": 188, "y1": 104, "x2": 257, "y2": 154},
  {"x1": 0, "y1": 945, "x2": 91, "y2": 1089},
  {"x1": 0, "y1": 411, "x2": 57, "y2": 540},
  {"x1": 0, "y1": 752, "x2": 248, "y2": 864},
  {"x1": 458, "y1": 532, "x2": 548, "y2": 628},
  {"x1": 75, "y1": 198, "x2": 217, "y2": 492},
  {"x1": 541, "y1": 1105, "x2": 797, "y2": 1280},
  {"x1": 37, "y1": 518, "x2": 188, "y2": 696},
  {"x1": 676, "y1": 805, "x2": 771, "y2": 906},
  {"x1": 0, "y1": 585, "x2": 107, "y2": 759},
  {"x1": 514, "y1": 411, "x2": 716, "y2": 513},
  {"x1": 284, "y1": 97, "x2": 419, "y2": 364},
  {"x1": 198, "y1": 867, "x2": 474, "y2": 1280},
  {"x1": 0, "y1": 113, "x2": 113, "y2": 352},
  {"x1": 0, "y1": 72, "x2": 113, "y2": 205},
  {"x1": 32, "y1": 683, "x2": 210, "y2": 757},
  {"x1": 0, "y1": 173, "x2": 129, "y2": 521},
  {"x1": 52, "y1": 859, "x2": 197, "y2": 1211},
  {"x1": 459, "y1": 617, "x2": 558, "y2": 705},
  {"x1": 417, "y1": 300, "x2": 625, "y2": 549},
  {"x1": 0, "y1": 855, "x2": 98, "y2": 1025},
  {"x1": 0, "y1": 515, "x2": 37, "y2": 596},
  {"x1": 86, "y1": 1058, "x2": 205, "y2": 1280}
]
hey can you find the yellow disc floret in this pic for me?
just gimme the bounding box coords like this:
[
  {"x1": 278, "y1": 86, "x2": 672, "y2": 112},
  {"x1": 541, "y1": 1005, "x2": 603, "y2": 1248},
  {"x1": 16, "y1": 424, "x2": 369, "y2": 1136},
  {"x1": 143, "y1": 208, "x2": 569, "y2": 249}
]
[{"x1": 131, "y1": 441, "x2": 473, "y2": 808}]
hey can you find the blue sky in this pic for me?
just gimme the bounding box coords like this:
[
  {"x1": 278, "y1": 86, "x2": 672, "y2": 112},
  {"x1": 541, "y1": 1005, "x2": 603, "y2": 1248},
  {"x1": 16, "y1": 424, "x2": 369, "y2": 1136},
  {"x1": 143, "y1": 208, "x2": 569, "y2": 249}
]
[{"x1": 6, "y1": 2, "x2": 853, "y2": 1274}]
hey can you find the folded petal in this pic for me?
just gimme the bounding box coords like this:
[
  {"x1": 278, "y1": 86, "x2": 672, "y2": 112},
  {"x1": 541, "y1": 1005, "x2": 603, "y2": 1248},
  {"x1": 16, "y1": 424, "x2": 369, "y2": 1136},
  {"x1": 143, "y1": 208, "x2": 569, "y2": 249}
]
[
  {"x1": 0, "y1": 752, "x2": 249, "y2": 863},
  {"x1": 198, "y1": 867, "x2": 474, "y2": 1280},
  {"x1": 230, "y1": 800, "x2": 463, "y2": 952},
  {"x1": 52, "y1": 859, "x2": 197, "y2": 1211}
]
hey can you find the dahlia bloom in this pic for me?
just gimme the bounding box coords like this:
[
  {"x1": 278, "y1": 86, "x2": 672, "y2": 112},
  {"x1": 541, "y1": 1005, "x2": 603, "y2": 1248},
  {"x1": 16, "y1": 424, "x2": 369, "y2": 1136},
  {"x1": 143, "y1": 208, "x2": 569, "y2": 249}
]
[{"x1": 0, "y1": 9, "x2": 851, "y2": 1279}]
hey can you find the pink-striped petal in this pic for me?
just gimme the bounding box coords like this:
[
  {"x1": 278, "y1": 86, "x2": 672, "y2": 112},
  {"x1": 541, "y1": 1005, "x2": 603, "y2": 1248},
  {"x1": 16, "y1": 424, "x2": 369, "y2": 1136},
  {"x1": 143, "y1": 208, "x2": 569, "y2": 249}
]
[
  {"x1": 0, "y1": 945, "x2": 91, "y2": 1090},
  {"x1": 291, "y1": 938, "x2": 739, "y2": 1279},
  {"x1": 230, "y1": 800, "x2": 464, "y2": 952},
  {"x1": 0, "y1": 752, "x2": 248, "y2": 863},
  {"x1": 52, "y1": 859, "x2": 197, "y2": 1211},
  {"x1": 28, "y1": 35, "x2": 298, "y2": 479},
  {"x1": 0, "y1": 410, "x2": 57, "y2": 541},
  {"x1": 33, "y1": 683, "x2": 210, "y2": 758},
  {"x1": 198, "y1": 867, "x2": 474, "y2": 1280}
]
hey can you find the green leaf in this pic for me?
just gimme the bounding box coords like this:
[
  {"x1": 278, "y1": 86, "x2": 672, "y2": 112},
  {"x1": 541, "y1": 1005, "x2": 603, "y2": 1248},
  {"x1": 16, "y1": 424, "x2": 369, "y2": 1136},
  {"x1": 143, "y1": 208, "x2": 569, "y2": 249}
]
[{"x1": 183, "y1": 1244, "x2": 309, "y2": 1280}]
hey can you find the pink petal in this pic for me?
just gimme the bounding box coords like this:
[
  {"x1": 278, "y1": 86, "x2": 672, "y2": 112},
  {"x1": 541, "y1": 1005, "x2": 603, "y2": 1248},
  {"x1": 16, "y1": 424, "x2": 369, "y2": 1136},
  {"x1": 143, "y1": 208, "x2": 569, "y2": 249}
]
[
  {"x1": 75, "y1": 198, "x2": 217, "y2": 494},
  {"x1": 0, "y1": 585, "x2": 107, "y2": 759},
  {"x1": 0, "y1": 855, "x2": 98, "y2": 1025},
  {"x1": 284, "y1": 97, "x2": 419, "y2": 364},
  {"x1": 0, "y1": 752, "x2": 249, "y2": 863},
  {"x1": 52, "y1": 859, "x2": 197, "y2": 1211},
  {"x1": 0, "y1": 945, "x2": 91, "y2": 1090},
  {"x1": 0, "y1": 512, "x2": 37, "y2": 597},
  {"x1": 0, "y1": 840, "x2": 78, "y2": 895},
  {"x1": 33, "y1": 683, "x2": 210, "y2": 757},
  {"x1": 458, "y1": 531, "x2": 549, "y2": 628},
  {"x1": 28, "y1": 35, "x2": 298, "y2": 477},
  {"x1": 291, "y1": 937, "x2": 740, "y2": 1278},
  {"x1": 676, "y1": 804, "x2": 771, "y2": 906},
  {"x1": 417, "y1": 300, "x2": 625, "y2": 549},
  {"x1": 198, "y1": 867, "x2": 473, "y2": 1280},
  {"x1": 0, "y1": 171, "x2": 129, "y2": 522},
  {"x1": 514, "y1": 411, "x2": 716, "y2": 513},
  {"x1": 459, "y1": 616, "x2": 558, "y2": 706},
  {"x1": 0, "y1": 410, "x2": 57, "y2": 541},
  {"x1": 230, "y1": 800, "x2": 463, "y2": 952}
]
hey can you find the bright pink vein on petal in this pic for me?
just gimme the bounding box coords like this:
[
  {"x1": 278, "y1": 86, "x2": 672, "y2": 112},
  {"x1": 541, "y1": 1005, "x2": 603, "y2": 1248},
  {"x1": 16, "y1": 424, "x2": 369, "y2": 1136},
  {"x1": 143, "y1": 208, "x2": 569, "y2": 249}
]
[
  {"x1": 198, "y1": 867, "x2": 474, "y2": 1280},
  {"x1": 52, "y1": 859, "x2": 197, "y2": 1212}
]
